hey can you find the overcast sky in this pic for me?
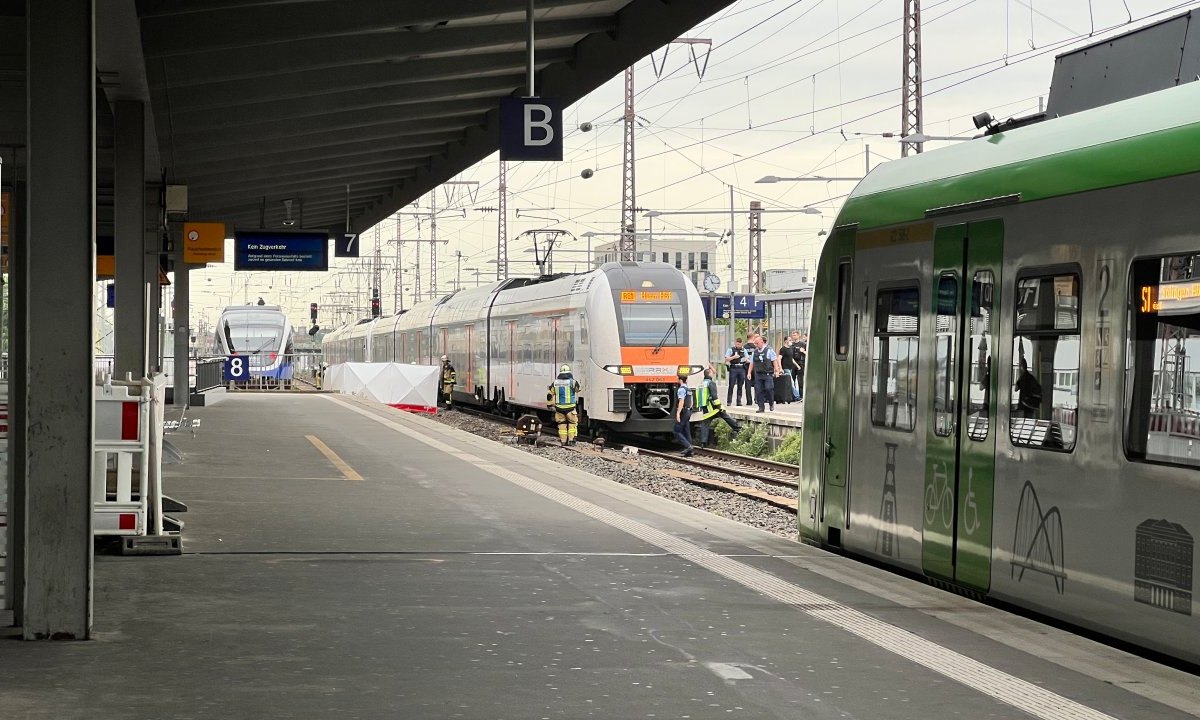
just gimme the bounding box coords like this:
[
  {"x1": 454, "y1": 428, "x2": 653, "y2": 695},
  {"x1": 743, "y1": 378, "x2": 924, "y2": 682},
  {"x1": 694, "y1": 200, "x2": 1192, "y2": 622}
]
[{"x1": 184, "y1": 0, "x2": 1198, "y2": 330}]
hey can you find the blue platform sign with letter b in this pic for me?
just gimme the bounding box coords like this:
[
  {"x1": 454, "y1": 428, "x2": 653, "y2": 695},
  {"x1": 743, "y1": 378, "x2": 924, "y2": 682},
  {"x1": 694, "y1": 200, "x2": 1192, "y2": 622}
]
[
  {"x1": 499, "y1": 97, "x2": 563, "y2": 161},
  {"x1": 224, "y1": 355, "x2": 249, "y2": 382}
]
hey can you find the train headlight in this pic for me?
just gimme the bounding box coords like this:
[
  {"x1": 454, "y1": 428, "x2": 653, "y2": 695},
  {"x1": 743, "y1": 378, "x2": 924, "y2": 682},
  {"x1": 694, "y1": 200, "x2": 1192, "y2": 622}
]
[
  {"x1": 603, "y1": 365, "x2": 634, "y2": 376},
  {"x1": 677, "y1": 365, "x2": 705, "y2": 376}
]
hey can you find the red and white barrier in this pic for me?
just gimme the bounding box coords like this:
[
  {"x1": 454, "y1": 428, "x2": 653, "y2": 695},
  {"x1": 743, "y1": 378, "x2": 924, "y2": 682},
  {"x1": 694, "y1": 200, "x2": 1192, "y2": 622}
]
[{"x1": 93, "y1": 376, "x2": 166, "y2": 536}]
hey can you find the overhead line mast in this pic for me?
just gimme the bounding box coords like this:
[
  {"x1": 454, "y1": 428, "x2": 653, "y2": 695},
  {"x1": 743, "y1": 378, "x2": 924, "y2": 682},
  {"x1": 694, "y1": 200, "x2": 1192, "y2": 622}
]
[
  {"x1": 619, "y1": 38, "x2": 711, "y2": 263},
  {"x1": 901, "y1": 0, "x2": 924, "y2": 157}
]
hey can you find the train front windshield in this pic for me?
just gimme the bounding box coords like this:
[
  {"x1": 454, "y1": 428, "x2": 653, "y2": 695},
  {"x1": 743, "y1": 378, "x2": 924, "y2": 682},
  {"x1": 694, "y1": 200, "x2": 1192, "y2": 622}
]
[
  {"x1": 223, "y1": 313, "x2": 285, "y2": 361},
  {"x1": 620, "y1": 302, "x2": 687, "y2": 345}
]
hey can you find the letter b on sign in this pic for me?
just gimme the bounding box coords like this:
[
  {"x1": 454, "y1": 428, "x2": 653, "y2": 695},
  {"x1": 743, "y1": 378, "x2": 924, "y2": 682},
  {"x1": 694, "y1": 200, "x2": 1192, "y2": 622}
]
[{"x1": 500, "y1": 97, "x2": 563, "y2": 161}]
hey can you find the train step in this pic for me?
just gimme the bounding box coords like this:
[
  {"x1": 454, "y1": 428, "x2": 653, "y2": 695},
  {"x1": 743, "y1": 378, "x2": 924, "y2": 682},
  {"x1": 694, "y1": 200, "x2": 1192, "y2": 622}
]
[
  {"x1": 162, "y1": 495, "x2": 188, "y2": 514},
  {"x1": 162, "y1": 514, "x2": 184, "y2": 534}
]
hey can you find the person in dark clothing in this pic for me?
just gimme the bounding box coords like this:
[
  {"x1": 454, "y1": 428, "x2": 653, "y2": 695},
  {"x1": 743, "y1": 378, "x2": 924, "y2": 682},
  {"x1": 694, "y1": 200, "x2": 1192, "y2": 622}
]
[
  {"x1": 724, "y1": 338, "x2": 751, "y2": 406},
  {"x1": 747, "y1": 333, "x2": 781, "y2": 413},
  {"x1": 673, "y1": 368, "x2": 695, "y2": 456}
]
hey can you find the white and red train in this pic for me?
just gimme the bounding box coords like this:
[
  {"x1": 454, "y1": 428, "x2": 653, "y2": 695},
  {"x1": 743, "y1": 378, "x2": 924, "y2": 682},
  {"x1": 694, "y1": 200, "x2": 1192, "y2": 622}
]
[{"x1": 322, "y1": 262, "x2": 709, "y2": 434}]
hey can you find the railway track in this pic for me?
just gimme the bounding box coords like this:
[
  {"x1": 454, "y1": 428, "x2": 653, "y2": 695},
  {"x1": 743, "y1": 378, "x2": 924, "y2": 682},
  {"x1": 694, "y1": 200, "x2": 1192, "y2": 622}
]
[
  {"x1": 632, "y1": 446, "x2": 799, "y2": 488},
  {"x1": 441, "y1": 405, "x2": 798, "y2": 511}
]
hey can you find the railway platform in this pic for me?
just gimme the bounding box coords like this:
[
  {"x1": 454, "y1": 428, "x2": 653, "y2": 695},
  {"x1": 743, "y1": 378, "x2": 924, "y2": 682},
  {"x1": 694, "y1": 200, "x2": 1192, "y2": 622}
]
[{"x1": 1, "y1": 393, "x2": 1195, "y2": 720}]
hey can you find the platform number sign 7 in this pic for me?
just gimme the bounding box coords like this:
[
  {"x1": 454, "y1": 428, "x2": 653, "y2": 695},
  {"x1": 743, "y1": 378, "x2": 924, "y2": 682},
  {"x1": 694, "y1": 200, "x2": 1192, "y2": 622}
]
[
  {"x1": 335, "y1": 232, "x2": 359, "y2": 258},
  {"x1": 224, "y1": 355, "x2": 248, "y2": 382}
]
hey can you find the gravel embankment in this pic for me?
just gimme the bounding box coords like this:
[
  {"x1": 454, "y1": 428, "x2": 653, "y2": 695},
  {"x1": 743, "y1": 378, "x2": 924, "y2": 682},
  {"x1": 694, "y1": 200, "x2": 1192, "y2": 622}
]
[{"x1": 432, "y1": 410, "x2": 799, "y2": 541}]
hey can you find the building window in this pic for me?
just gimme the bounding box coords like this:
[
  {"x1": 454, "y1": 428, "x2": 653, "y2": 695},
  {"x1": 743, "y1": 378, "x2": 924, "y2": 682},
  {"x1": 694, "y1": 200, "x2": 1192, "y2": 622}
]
[
  {"x1": 662, "y1": 252, "x2": 669, "y2": 263},
  {"x1": 688, "y1": 252, "x2": 695, "y2": 271},
  {"x1": 700, "y1": 252, "x2": 709, "y2": 271},
  {"x1": 871, "y1": 284, "x2": 919, "y2": 431},
  {"x1": 675, "y1": 252, "x2": 682, "y2": 270},
  {"x1": 1010, "y1": 271, "x2": 1080, "y2": 451}
]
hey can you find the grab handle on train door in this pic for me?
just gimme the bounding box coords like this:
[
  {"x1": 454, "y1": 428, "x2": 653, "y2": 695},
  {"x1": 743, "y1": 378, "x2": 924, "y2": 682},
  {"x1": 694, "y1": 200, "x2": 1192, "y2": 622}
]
[{"x1": 824, "y1": 437, "x2": 835, "y2": 459}]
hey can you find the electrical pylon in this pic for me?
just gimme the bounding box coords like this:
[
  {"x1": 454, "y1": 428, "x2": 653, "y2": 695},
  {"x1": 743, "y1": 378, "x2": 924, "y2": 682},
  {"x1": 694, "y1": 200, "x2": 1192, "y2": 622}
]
[
  {"x1": 619, "y1": 66, "x2": 637, "y2": 262},
  {"x1": 748, "y1": 201, "x2": 763, "y2": 293},
  {"x1": 429, "y1": 191, "x2": 438, "y2": 299},
  {"x1": 497, "y1": 159, "x2": 508, "y2": 280},
  {"x1": 901, "y1": 0, "x2": 924, "y2": 157}
]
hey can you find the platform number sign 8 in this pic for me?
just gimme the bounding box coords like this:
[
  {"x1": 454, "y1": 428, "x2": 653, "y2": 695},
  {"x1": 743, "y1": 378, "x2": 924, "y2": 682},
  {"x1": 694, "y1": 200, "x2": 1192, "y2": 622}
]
[{"x1": 224, "y1": 355, "x2": 248, "y2": 382}]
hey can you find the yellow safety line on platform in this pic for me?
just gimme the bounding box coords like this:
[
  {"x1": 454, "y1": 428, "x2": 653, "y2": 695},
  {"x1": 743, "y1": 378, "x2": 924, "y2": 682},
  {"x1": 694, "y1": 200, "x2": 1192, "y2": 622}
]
[{"x1": 305, "y1": 435, "x2": 363, "y2": 481}]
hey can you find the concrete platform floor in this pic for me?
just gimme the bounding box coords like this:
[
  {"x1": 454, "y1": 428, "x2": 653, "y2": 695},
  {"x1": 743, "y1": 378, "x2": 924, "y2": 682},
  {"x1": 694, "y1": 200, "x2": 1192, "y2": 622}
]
[{"x1": 0, "y1": 394, "x2": 1196, "y2": 720}]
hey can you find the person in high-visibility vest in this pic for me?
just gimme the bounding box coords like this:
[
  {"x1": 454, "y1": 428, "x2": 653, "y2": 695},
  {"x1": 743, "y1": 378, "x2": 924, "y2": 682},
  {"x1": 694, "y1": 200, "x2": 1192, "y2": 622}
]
[
  {"x1": 696, "y1": 365, "x2": 742, "y2": 447},
  {"x1": 440, "y1": 355, "x2": 457, "y2": 409},
  {"x1": 547, "y1": 364, "x2": 582, "y2": 446}
]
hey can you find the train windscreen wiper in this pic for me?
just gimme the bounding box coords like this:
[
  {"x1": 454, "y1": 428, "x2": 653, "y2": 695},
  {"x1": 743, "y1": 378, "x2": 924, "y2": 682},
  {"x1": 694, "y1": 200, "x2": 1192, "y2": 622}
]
[{"x1": 651, "y1": 308, "x2": 678, "y2": 355}]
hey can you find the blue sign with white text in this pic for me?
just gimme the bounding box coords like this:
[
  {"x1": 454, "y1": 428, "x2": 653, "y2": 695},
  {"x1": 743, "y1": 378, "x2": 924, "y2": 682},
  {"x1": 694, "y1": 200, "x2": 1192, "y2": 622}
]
[
  {"x1": 224, "y1": 355, "x2": 249, "y2": 382},
  {"x1": 499, "y1": 97, "x2": 563, "y2": 161},
  {"x1": 234, "y1": 230, "x2": 329, "y2": 271},
  {"x1": 709, "y1": 295, "x2": 766, "y2": 320}
]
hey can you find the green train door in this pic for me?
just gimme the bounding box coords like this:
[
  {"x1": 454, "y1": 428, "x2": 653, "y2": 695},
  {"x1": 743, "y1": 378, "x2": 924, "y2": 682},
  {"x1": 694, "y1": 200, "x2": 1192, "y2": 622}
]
[{"x1": 922, "y1": 220, "x2": 1002, "y2": 590}]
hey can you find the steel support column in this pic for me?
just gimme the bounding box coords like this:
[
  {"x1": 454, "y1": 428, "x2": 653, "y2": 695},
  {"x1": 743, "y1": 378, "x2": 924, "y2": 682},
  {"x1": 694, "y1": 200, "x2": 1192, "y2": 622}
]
[
  {"x1": 25, "y1": 0, "x2": 96, "y2": 640},
  {"x1": 114, "y1": 100, "x2": 147, "y2": 378}
]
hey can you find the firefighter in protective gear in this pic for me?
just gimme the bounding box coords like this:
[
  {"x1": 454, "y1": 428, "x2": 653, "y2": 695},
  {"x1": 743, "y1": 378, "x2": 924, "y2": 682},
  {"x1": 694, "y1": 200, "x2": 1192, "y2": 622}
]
[
  {"x1": 547, "y1": 364, "x2": 582, "y2": 446},
  {"x1": 696, "y1": 365, "x2": 742, "y2": 447},
  {"x1": 440, "y1": 355, "x2": 457, "y2": 409}
]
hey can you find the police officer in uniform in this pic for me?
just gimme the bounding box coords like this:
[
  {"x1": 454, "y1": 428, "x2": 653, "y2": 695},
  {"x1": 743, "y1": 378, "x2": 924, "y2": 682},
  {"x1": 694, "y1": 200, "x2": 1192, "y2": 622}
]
[
  {"x1": 674, "y1": 367, "x2": 695, "y2": 456},
  {"x1": 748, "y1": 333, "x2": 781, "y2": 413},
  {"x1": 440, "y1": 355, "x2": 457, "y2": 409},
  {"x1": 724, "y1": 337, "x2": 751, "y2": 406},
  {"x1": 547, "y1": 364, "x2": 582, "y2": 446},
  {"x1": 696, "y1": 366, "x2": 742, "y2": 447}
]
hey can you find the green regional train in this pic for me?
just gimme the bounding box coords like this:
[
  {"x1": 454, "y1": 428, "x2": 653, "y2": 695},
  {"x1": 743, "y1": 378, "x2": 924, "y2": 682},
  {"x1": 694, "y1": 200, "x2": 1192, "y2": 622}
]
[{"x1": 801, "y1": 81, "x2": 1200, "y2": 665}]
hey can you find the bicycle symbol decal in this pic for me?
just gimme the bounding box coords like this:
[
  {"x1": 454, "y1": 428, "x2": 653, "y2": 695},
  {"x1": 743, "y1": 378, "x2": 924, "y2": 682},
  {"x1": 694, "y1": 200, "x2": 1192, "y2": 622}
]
[{"x1": 925, "y1": 461, "x2": 953, "y2": 530}]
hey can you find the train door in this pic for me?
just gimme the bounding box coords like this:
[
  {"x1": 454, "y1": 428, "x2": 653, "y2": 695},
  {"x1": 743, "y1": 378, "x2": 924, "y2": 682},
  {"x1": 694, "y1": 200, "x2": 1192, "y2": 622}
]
[
  {"x1": 507, "y1": 320, "x2": 517, "y2": 399},
  {"x1": 922, "y1": 220, "x2": 1002, "y2": 590},
  {"x1": 819, "y1": 257, "x2": 855, "y2": 545},
  {"x1": 551, "y1": 317, "x2": 561, "y2": 367}
]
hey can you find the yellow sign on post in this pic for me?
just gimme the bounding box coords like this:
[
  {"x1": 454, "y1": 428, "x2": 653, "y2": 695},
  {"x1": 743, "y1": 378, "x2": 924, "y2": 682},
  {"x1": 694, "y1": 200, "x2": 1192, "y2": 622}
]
[{"x1": 183, "y1": 222, "x2": 225, "y2": 264}]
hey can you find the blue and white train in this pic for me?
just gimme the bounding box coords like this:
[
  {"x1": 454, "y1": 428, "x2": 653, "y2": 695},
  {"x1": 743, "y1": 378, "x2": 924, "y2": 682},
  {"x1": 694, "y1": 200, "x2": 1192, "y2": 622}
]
[{"x1": 215, "y1": 305, "x2": 294, "y2": 388}]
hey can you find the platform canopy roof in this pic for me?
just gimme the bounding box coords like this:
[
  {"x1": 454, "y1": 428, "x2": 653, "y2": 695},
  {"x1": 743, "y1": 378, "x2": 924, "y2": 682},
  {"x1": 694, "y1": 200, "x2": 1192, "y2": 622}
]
[{"x1": 94, "y1": 0, "x2": 729, "y2": 236}]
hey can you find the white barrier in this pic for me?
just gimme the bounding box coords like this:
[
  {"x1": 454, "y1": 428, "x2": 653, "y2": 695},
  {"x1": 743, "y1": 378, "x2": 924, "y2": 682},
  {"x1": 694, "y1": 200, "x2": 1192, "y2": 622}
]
[
  {"x1": 326, "y1": 362, "x2": 439, "y2": 414},
  {"x1": 93, "y1": 376, "x2": 167, "y2": 537}
]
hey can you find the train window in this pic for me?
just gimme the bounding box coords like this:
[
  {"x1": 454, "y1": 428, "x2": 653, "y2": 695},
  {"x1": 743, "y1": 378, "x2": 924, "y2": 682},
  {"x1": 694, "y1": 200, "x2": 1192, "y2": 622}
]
[
  {"x1": 934, "y1": 274, "x2": 958, "y2": 436},
  {"x1": 1125, "y1": 253, "x2": 1200, "y2": 469},
  {"x1": 966, "y1": 271, "x2": 995, "y2": 441},
  {"x1": 835, "y1": 260, "x2": 852, "y2": 359},
  {"x1": 1010, "y1": 272, "x2": 1080, "y2": 451},
  {"x1": 871, "y1": 284, "x2": 919, "y2": 432}
]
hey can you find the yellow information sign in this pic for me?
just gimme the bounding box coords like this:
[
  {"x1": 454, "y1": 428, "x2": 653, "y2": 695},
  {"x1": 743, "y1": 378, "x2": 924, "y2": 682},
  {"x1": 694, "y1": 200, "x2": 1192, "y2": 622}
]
[{"x1": 183, "y1": 221, "x2": 226, "y2": 264}]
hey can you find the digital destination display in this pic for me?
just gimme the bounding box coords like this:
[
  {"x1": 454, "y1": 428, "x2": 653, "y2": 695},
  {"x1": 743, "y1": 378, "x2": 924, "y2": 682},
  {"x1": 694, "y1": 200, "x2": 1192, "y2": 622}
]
[
  {"x1": 234, "y1": 230, "x2": 329, "y2": 271},
  {"x1": 1140, "y1": 282, "x2": 1200, "y2": 313},
  {"x1": 621, "y1": 290, "x2": 676, "y2": 303}
]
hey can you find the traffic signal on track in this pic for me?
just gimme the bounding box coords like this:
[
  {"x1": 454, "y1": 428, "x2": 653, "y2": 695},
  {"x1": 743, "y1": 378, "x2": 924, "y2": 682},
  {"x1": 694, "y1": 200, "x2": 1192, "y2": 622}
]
[{"x1": 310, "y1": 302, "x2": 318, "y2": 322}]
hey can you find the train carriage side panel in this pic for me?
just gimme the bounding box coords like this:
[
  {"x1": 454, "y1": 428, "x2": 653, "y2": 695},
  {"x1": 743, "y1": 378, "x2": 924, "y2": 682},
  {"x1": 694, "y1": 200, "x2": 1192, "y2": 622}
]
[
  {"x1": 842, "y1": 223, "x2": 932, "y2": 574},
  {"x1": 802, "y1": 228, "x2": 858, "y2": 547}
]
